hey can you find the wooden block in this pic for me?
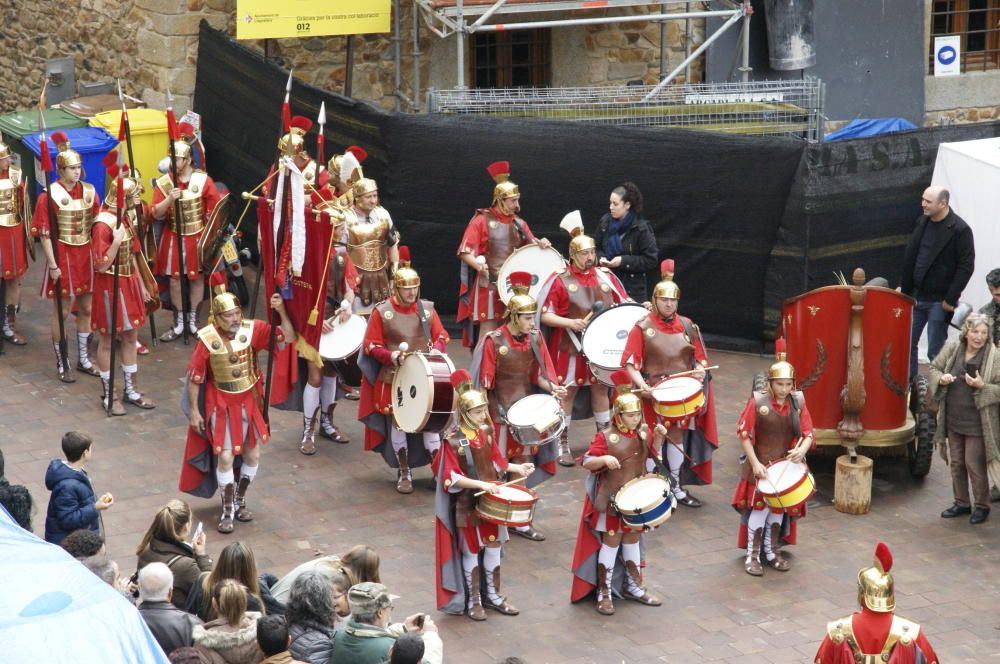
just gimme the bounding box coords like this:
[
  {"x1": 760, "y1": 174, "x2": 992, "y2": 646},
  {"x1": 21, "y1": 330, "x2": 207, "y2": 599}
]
[{"x1": 834, "y1": 454, "x2": 873, "y2": 515}]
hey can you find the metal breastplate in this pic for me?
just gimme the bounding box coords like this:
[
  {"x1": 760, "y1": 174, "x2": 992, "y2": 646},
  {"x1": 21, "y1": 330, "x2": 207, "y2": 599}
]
[
  {"x1": 449, "y1": 430, "x2": 501, "y2": 527},
  {"x1": 826, "y1": 615, "x2": 922, "y2": 664},
  {"x1": 159, "y1": 172, "x2": 208, "y2": 235},
  {"x1": 51, "y1": 182, "x2": 95, "y2": 246},
  {"x1": 595, "y1": 428, "x2": 648, "y2": 509},
  {"x1": 489, "y1": 331, "x2": 535, "y2": 412},
  {"x1": 375, "y1": 299, "x2": 433, "y2": 382},
  {"x1": 484, "y1": 211, "x2": 523, "y2": 277},
  {"x1": 558, "y1": 270, "x2": 618, "y2": 353},
  {"x1": 198, "y1": 321, "x2": 260, "y2": 394},
  {"x1": 95, "y1": 212, "x2": 136, "y2": 277},
  {"x1": 302, "y1": 160, "x2": 317, "y2": 187},
  {"x1": 637, "y1": 317, "x2": 695, "y2": 379},
  {"x1": 347, "y1": 214, "x2": 390, "y2": 272},
  {"x1": 0, "y1": 167, "x2": 21, "y2": 227},
  {"x1": 326, "y1": 249, "x2": 347, "y2": 305}
]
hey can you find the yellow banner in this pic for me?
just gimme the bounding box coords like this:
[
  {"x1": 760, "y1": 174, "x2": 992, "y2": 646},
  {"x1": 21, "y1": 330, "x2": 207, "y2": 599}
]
[{"x1": 236, "y1": 0, "x2": 391, "y2": 40}]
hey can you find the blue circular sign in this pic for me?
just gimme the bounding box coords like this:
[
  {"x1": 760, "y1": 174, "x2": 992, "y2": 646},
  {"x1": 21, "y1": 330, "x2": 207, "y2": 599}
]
[{"x1": 938, "y1": 45, "x2": 957, "y2": 65}]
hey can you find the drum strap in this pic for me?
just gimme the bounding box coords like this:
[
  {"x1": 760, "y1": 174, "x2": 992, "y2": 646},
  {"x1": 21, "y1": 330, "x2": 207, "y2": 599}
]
[
  {"x1": 527, "y1": 332, "x2": 553, "y2": 384},
  {"x1": 415, "y1": 299, "x2": 433, "y2": 351},
  {"x1": 458, "y1": 438, "x2": 481, "y2": 481},
  {"x1": 790, "y1": 393, "x2": 802, "y2": 439}
]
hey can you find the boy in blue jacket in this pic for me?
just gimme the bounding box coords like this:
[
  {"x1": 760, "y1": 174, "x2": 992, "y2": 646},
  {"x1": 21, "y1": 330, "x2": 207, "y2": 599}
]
[{"x1": 44, "y1": 431, "x2": 113, "y2": 545}]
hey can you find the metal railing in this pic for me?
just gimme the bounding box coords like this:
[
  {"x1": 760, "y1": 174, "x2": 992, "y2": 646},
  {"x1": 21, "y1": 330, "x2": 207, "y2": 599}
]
[{"x1": 427, "y1": 77, "x2": 825, "y2": 141}]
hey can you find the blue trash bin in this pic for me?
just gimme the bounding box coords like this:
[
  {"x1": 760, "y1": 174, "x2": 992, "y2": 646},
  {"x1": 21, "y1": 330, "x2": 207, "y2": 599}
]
[{"x1": 22, "y1": 127, "x2": 119, "y2": 201}]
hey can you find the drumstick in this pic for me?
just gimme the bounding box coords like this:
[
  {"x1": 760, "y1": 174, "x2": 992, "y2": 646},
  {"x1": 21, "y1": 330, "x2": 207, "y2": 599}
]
[{"x1": 474, "y1": 475, "x2": 527, "y2": 497}]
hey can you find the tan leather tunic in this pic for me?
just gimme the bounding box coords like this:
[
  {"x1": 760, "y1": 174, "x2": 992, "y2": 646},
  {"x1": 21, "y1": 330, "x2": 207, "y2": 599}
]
[
  {"x1": 484, "y1": 211, "x2": 526, "y2": 279},
  {"x1": 635, "y1": 317, "x2": 695, "y2": 380},
  {"x1": 595, "y1": 427, "x2": 650, "y2": 510},
  {"x1": 373, "y1": 299, "x2": 434, "y2": 383},
  {"x1": 486, "y1": 330, "x2": 536, "y2": 414},
  {"x1": 556, "y1": 269, "x2": 619, "y2": 354},
  {"x1": 448, "y1": 426, "x2": 501, "y2": 527}
]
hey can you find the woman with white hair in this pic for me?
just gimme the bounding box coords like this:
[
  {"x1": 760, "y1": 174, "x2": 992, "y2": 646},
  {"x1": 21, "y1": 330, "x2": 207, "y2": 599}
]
[{"x1": 929, "y1": 312, "x2": 1000, "y2": 525}]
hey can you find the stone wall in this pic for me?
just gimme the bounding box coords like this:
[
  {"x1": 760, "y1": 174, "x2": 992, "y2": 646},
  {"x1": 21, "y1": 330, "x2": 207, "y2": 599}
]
[{"x1": 925, "y1": 105, "x2": 1000, "y2": 126}]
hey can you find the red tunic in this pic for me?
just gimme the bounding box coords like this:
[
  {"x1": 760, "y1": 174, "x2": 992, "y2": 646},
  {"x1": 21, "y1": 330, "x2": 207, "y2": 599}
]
[
  {"x1": 541, "y1": 265, "x2": 628, "y2": 385},
  {"x1": 91, "y1": 209, "x2": 148, "y2": 335},
  {"x1": 436, "y1": 427, "x2": 509, "y2": 553},
  {"x1": 477, "y1": 326, "x2": 558, "y2": 459},
  {"x1": 814, "y1": 609, "x2": 939, "y2": 664},
  {"x1": 153, "y1": 172, "x2": 220, "y2": 279},
  {"x1": 357, "y1": 297, "x2": 450, "y2": 437},
  {"x1": 0, "y1": 169, "x2": 29, "y2": 281},
  {"x1": 621, "y1": 312, "x2": 709, "y2": 372},
  {"x1": 579, "y1": 430, "x2": 660, "y2": 535},
  {"x1": 31, "y1": 183, "x2": 100, "y2": 298},
  {"x1": 455, "y1": 207, "x2": 536, "y2": 343}
]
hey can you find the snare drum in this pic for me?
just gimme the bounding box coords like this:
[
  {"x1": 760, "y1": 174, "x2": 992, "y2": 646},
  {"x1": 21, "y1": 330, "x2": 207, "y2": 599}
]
[
  {"x1": 496, "y1": 244, "x2": 565, "y2": 305},
  {"x1": 611, "y1": 474, "x2": 675, "y2": 529},
  {"x1": 650, "y1": 376, "x2": 705, "y2": 423},
  {"x1": 581, "y1": 303, "x2": 648, "y2": 386},
  {"x1": 756, "y1": 459, "x2": 815, "y2": 510},
  {"x1": 504, "y1": 393, "x2": 567, "y2": 447},
  {"x1": 476, "y1": 483, "x2": 538, "y2": 527},
  {"x1": 391, "y1": 353, "x2": 457, "y2": 433},
  {"x1": 318, "y1": 314, "x2": 367, "y2": 387}
]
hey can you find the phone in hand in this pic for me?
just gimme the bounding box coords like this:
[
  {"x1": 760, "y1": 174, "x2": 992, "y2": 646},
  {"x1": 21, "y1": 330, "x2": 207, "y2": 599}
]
[
  {"x1": 414, "y1": 613, "x2": 425, "y2": 629},
  {"x1": 193, "y1": 521, "x2": 203, "y2": 541},
  {"x1": 966, "y1": 363, "x2": 979, "y2": 377}
]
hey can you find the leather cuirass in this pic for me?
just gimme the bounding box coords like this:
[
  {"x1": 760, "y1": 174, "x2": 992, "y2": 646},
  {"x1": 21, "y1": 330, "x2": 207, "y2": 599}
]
[
  {"x1": 484, "y1": 210, "x2": 525, "y2": 278},
  {"x1": 636, "y1": 317, "x2": 695, "y2": 380},
  {"x1": 595, "y1": 427, "x2": 649, "y2": 510},
  {"x1": 374, "y1": 299, "x2": 434, "y2": 383},
  {"x1": 487, "y1": 330, "x2": 536, "y2": 413},
  {"x1": 449, "y1": 426, "x2": 501, "y2": 527},
  {"x1": 557, "y1": 269, "x2": 618, "y2": 354}
]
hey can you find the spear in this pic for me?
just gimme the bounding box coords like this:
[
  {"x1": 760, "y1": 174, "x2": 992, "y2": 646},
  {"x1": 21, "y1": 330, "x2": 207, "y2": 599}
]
[
  {"x1": 166, "y1": 89, "x2": 191, "y2": 344},
  {"x1": 118, "y1": 80, "x2": 157, "y2": 345},
  {"x1": 37, "y1": 84, "x2": 70, "y2": 377},
  {"x1": 251, "y1": 69, "x2": 292, "y2": 320},
  {"x1": 105, "y1": 154, "x2": 125, "y2": 415},
  {"x1": 316, "y1": 101, "x2": 326, "y2": 169}
]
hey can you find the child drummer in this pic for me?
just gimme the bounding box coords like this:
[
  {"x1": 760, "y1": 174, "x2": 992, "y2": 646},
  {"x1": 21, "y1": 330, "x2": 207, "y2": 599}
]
[
  {"x1": 571, "y1": 370, "x2": 666, "y2": 615},
  {"x1": 434, "y1": 369, "x2": 535, "y2": 622},
  {"x1": 732, "y1": 338, "x2": 814, "y2": 576}
]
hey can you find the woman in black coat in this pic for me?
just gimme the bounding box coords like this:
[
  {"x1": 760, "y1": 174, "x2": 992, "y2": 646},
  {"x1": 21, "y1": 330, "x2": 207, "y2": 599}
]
[{"x1": 594, "y1": 182, "x2": 658, "y2": 301}]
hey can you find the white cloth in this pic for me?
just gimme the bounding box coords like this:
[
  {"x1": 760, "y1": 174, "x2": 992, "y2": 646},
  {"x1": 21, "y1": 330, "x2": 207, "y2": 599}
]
[{"x1": 272, "y1": 156, "x2": 307, "y2": 277}]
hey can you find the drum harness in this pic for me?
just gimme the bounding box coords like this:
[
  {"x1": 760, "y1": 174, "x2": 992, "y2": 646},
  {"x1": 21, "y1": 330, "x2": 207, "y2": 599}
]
[
  {"x1": 742, "y1": 392, "x2": 803, "y2": 512},
  {"x1": 486, "y1": 216, "x2": 531, "y2": 286},
  {"x1": 414, "y1": 299, "x2": 434, "y2": 353}
]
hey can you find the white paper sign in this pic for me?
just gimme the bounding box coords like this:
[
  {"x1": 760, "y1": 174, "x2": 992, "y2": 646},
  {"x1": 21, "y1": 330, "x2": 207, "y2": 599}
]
[{"x1": 934, "y1": 36, "x2": 961, "y2": 77}]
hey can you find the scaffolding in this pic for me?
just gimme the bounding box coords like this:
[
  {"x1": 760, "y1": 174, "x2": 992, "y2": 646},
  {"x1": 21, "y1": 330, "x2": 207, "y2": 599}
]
[
  {"x1": 410, "y1": 0, "x2": 752, "y2": 91},
  {"x1": 427, "y1": 77, "x2": 825, "y2": 141}
]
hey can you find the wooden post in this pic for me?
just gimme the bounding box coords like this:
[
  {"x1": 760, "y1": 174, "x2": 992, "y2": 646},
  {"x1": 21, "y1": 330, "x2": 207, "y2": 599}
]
[{"x1": 834, "y1": 454, "x2": 873, "y2": 514}]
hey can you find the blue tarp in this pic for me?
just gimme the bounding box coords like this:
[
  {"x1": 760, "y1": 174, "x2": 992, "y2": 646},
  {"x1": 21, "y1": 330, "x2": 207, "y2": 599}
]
[
  {"x1": 0, "y1": 506, "x2": 169, "y2": 663},
  {"x1": 825, "y1": 118, "x2": 919, "y2": 141}
]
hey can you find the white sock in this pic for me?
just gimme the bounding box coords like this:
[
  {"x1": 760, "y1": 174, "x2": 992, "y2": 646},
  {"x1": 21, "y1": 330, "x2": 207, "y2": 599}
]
[
  {"x1": 764, "y1": 511, "x2": 783, "y2": 561},
  {"x1": 390, "y1": 427, "x2": 407, "y2": 453},
  {"x1": 240, "y1": 463, "x2": 258, "y2": 481},
  {"x1": 173, "y1": 313, "x2": 184, "y2": 334},
  {"x1": 303, "y1": 384, "x2": 321, "y2": 418},
  {"x1": 423, "y1": 432, "x2": 441, "y2": 454},
  {"x1": 593, "y1": 410, "x2": 611, "y2": 429},
  {"x1": 100, "y1": 370, "x2": 111, "y2": 381},
  {"x1": 462, "y1": 550, "x2": 479, "y2": 609},
  {"x1": 747, "y1": 508, "x2": 768, "y2": 560},
  {"x1": 122, "y1": 364, "x2": 140, "y2": 400},
  {"x1": 77, "y1": 333, "x2": 92, "y2": 367},
  {"x1": 621, "y1": 542, "x2": 642, "y2": 593},
  {"x1": 666, "y1": 441, "x2": 686, "y2": 498},
  {"x1": 216, "y1": 468, "x2": 235, "y2": 487},
  {"x1": 482, "y1": 546, "x2": 503, "y2": 602},
  {"x1": 597, "y1": 543, "x2": 619, "y2": 572},
  {"x1": 320, "y1": 375, "x2": 338, "y2": 409}
]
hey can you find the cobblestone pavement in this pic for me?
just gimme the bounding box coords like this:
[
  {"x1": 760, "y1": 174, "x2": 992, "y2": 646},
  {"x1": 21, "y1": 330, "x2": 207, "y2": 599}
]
[{"x1": 2, "y1": 267, "x2": 998, "y2": 663}]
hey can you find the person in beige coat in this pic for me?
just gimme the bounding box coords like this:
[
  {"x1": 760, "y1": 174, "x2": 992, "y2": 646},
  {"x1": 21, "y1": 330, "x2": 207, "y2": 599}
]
[
  {"x1": 194, "y1": 579, "x2": 264, "y2": 664},
  {"x1": 929, "y1": 313, "x2": 1000, "y2": 525}
]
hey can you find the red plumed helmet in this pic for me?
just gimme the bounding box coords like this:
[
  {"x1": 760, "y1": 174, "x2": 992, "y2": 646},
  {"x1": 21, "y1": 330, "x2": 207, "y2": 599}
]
[
  {"x1": 209, "y1": 271, "x2": 228, "y2": 289},
  {"x1": 290, "y1": 116, "x2": 313, "y2": 133},
  {"x1": 486, "y1": 160, "x2": 510, "y2": 183},
  {"x1": 177, "y1": 122, "x2": 195, "y2": 139},
  {"x1": 398, "y1": 245, "x2": 411, "y2": 265},
  {"x1": 450, "y1": 368, "x2": 473, "y2": 389},
  {"x1": 508, "y1": 271, "x2": 531, "y2": 290},
  {"x1": 874, "y1": 542, "x2": 893, "y2": 573},
  {"x1": 610, "y1": 369, "x2": 632, "y2": 390},
  {"x1": 105, "y1": 164, "x2": 120, "y2": 179},
  {"x1": 774, "y1": 338, "x2": 786, "y2": 357},
  {"x1": 102, "y1": 150, "x2": 119, "y2": 169},
  {"x1": 659, "y1": 259, "x2": 675, "y2": 279},
  {"x1": 51, "y1": 131, "x2": 70, "y2": 148},
  {"x1": 346, "y1": 145, "x2": 367, "y2": 163}
]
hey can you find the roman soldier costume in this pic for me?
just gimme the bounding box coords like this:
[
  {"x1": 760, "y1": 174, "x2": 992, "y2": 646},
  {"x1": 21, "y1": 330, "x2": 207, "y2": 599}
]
[
  {"x1": 345, "y1": 175, "x2": 397, "y2": 313},
  {"x1": 571, "y1": 370, "x2": 665, "y2": 615},
  {"x1": 732, "y1": 339, "x2": 814, "y2": 575},
  {"x1": 31, "y1": 131, "x2": 101, "y2": 380},
  {"x1": 434, "y1": 369, "x2": 519, "y2": 621},
  {"x1": 0, "y1": 134, "x2": 32, "y2": 345},
  {"x1": 456, "y1": 161, "x2": 539, "y2": 347},
  {"x1": 622, "y1": 259, "x2": 719, "y2": 505},
  {"x1": 357, "y1": 247, "x2": 449, "y2": 492},
  {"x1": 815, "y1": 543, "x2": 938, "y2": 664}
]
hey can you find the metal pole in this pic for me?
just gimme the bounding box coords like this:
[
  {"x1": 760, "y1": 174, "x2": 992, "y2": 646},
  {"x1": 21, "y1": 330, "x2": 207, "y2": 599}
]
[
  {"x1": 345, "y1": 36, "x2": 355, "y2": 97},
  {"x1": 642, "y1": 8, "x2": 743, "y2": 101},
  {"x1": 741, "y1": 7, "x2": 751, "y2": 83},
  {"x1": 684, "y1": 1, "x2": 692, "y2": 82},
  {"x1": 393, "y1": 0, "x2": 402, "y2": 112},
  {"x1": 659, "y1": 3, "x2": 667, "y2": 80},
  {"x1": 413, "y1": 0, "x2": 422, "y2": 111},
  {"x1": 456, "y1": 0, "x2": 465, "y2": 89},
  {"x1": 471, "y1": 9, "x2": 737, "y2": 33},
  {"x1": 469, "y1": 0, "x2": 510, "y2": 30}
]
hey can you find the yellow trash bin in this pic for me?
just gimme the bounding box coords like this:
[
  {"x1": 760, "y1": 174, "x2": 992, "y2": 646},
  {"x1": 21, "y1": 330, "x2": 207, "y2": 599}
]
[{"x1": 89, "y1": 109, "x2": 168, "y2": 203}]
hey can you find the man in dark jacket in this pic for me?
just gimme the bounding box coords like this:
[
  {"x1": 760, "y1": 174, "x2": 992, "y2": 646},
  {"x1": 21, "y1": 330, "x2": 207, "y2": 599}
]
[
  {"x1": 137, "y1": 562, "x2": 203, "y2": 655},
  {"x1": 900, "y1": 186, "x2": 975, "y2": 379},
  {"x1": 44, "y1": 431, "x2": 112, "y2": 545}
]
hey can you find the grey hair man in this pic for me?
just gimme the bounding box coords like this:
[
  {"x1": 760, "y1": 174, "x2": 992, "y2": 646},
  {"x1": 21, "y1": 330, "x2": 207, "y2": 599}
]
[{"x1": 137, "y1": 562, "x2": 203, "y2": 655}]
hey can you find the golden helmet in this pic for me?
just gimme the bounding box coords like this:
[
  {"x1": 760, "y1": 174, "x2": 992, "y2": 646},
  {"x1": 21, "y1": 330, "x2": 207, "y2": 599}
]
[
  {"x1": 278, "y1": 116, "x2": 312, "y2": 158},
  {"x1": 310, "y1": 190, "x2": 347, "y2": 229},
  {"x1": 393, "y1": 246, "x2": 420, "y2": 290},
  {"x1": 559, "y1": 210, "x2": 596, "y2": 268},
  {"x1": 0, "y1": 133, "x2": 9, "y2": 160},
  {"x1": 768, "y1": 338, "x2": 796, "y2": 382},
  {"x1": 652, "y1": 258, "x2": 681, "y2": 300},
  {"x1": 352, "y1": 177, "x2": 378, "y2": 199},
  {"x1": 506, "y1": 270, "x2": 537, "y2": 319},
  {"x1": 451, "y1": 368, "x2": 489, "y2": 429},
  {"x1": 103, "y1": 167, "x2": 144, "y2": 209},
  {"x1": 328, "y1": 145, "x2": 367, "y2": 179},
  {"x1": 172, "y1": 140, "x2": 192, "y2": 160},
  {"x1": 51, "y1": 131, "x2": 82, "y2": 169},
  {"x1": 487, "y1": 161, "x2": 519, "y2": 206},
  {"x1": 207, "y1": 271, "x2": 240, "y2": 321},
  {"x1": 857, "y1": 542, "x2": 895, "y2": 613},
  {"x1": 611, "y1": 369, "x2": 642, "y2": 430}
]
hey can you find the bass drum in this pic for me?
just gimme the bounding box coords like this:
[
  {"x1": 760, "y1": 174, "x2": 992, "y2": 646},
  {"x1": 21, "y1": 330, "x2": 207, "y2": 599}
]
[
  {"x1": 581, "y1": 302, "x2": 648, "y2": 386},
  {"x1": 392, "y1": 352, "x2": 457, "y2": 433},
  {"x1": 496, "y1": 244, "x2": 565, "y2": 305},
  {"x1": 318, "y1": 314, "x2": 367, "y2": 387}
]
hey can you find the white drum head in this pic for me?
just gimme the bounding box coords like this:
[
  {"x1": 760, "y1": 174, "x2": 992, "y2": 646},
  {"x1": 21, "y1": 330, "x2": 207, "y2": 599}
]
[
  {"x1": 506, "y1": 393, "x2": 560, "y2": 427},
  {"x1": 318, "y1": 315, "x2": 367, "y2": 361},
  {"x1": 393, "y1": 354, "x2": 434, "y2": 432},
  {"x1": 763, "y1": 460, "x2": 807, "y2": 493},
  {"x1": 497, "y1": 245, "x2": 565, "y2": 304},
  {"x1": 582, "y1": 303, "x2": 648, "y2": 382},
  {"x1": 651, "y1": 376, "x2": 702, "y2": 402},
  {"x1": 616, "y1": 476, "x2": 669, "y2": 511},
  {"x1": 494, "y1": 485, "x2": 529, "y2": 501}
]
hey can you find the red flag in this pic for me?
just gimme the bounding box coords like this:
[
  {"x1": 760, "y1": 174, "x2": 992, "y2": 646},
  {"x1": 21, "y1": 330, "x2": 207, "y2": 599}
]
[
  {"x1": 116, "y1": 175, "x2": 125, "y2": 209},
  {"x1": 281, "y1": 101, "x2": 291, "y2": 133},
  {"x1": 166, "y1": 108, "x2": 179, "y2": 141},
  {"x1": 118, "y1": 112, "x2": 127, "y2": 142},
  {"x1": 39, "y1": 137, "x2": 53, "y2": 173}
]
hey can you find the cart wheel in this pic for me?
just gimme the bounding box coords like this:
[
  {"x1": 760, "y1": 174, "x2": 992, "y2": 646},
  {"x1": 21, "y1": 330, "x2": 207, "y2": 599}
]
[
  {"x1": 752, "y1": 371, "x2": 768, "y2": 394},
  {"x1": 908, "y1": 375, "x2": 934, "y2": 478}
]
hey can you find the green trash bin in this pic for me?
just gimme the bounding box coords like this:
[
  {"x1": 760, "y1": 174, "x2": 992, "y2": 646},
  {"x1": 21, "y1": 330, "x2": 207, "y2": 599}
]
[{"x1": 0, "y1": 108, "x2": 86, "y2": 211}]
